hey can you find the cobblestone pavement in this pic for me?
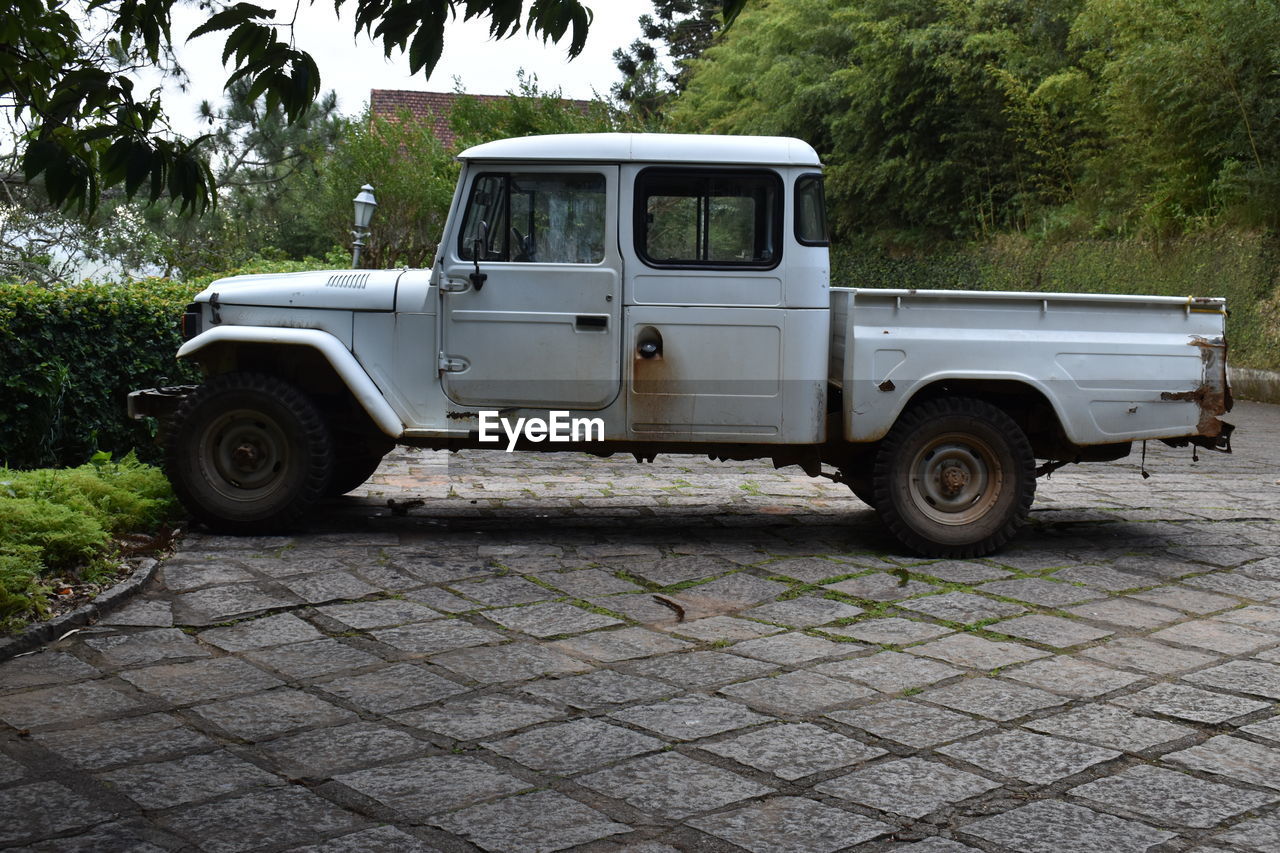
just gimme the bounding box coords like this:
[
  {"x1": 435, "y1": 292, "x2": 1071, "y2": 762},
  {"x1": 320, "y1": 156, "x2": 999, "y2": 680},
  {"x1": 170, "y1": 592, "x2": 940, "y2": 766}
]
[{"x1": 3, "y1": 402, "x2": 1280, "y2": 852}]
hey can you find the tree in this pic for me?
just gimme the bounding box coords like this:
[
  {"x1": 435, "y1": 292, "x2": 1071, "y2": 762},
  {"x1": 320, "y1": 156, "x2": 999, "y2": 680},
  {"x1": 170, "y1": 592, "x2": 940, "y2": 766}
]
[
  {"x1": 669, "y1": 0, "x2": 848, "y2": 143},
  {"x1": 131, "y1": 81, "x2": 345, "y2": 276},
  {"x1": 1069, "y1": 0, "x2": 1280, "y2": 234},
  {"x1": 673, "y1": 0, "x2": 1084, "y2": 242},
  {"x1": 1, "y1": 0, "x2": 748, "y2": 217},
  {"x1": 449, "y1": 71, "x2": 640, "y2": 151},
  {"x1": 613, "y1": 1, "x2": 727, "y2": 121},
  {"x1": 305, "y1": 109, "x2": 457, "y2": 270},
  {"x1": 0, "y1": 191, "x2": 166, "y2": 285}
]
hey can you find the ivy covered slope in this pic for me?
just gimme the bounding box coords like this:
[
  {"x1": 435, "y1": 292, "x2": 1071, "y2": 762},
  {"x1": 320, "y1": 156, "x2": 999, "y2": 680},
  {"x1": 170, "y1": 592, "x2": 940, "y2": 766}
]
[{"x1": 0, "y1": 454, "x2": 181, "y2": 633}]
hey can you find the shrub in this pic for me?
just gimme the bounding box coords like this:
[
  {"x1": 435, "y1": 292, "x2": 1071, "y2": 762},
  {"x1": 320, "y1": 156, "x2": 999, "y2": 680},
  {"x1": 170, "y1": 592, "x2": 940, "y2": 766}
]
[
  {"x1": 0, "y1": 454, "x2": 179, "y2": 631},
  {"x1": 0, "y1": 546, "x2": 50, "y2": 628},
  {"x1": 0, "y1": 277, "x2": 198, "y2": 468},
  {"x1": 0, "y1": 258, "x2": 340, "y2": 470}
]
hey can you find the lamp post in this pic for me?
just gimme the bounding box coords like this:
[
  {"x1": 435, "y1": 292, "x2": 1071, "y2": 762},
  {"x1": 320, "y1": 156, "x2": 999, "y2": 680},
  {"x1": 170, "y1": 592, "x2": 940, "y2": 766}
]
[{"x1": 351, "y1": 184, "x2": 378, "y2": 268}]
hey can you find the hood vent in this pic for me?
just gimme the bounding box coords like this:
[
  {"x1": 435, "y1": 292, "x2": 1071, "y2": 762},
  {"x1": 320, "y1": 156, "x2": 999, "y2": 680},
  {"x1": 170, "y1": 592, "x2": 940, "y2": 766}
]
[{"x1": 326, "y1": 273, "x2": 370, "y2": 289}]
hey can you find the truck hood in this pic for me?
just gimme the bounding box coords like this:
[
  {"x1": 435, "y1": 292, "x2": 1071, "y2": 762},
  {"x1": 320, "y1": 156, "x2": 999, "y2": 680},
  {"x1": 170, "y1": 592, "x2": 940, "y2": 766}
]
[{"x1": 195, "y1": 269, "x2": 407, "y2": 311}]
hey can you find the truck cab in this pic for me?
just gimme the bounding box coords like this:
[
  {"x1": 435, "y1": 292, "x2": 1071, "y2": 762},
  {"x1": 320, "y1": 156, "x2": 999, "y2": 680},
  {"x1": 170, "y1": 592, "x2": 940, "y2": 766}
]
[{"x1": 419, "y1": 133, "x2": 830, "y2": 445}]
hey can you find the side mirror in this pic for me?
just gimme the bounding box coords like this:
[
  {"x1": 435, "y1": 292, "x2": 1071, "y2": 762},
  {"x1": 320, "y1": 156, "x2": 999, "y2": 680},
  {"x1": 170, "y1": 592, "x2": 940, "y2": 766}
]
[{"x1": 470, "y1": 220, "x2": 489, "y2": 291}]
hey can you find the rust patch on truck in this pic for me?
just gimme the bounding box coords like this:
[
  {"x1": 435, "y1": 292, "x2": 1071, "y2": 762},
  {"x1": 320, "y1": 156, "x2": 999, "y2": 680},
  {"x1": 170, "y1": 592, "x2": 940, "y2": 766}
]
[{"x1": 1160, "y1": 335, "x2": 1232, "y2": 437}]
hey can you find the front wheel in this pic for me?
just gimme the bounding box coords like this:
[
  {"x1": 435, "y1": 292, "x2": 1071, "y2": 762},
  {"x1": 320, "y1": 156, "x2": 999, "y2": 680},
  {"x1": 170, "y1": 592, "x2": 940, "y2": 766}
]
[
  {"x1": 871, "y1": 396, "x2": 1035, "y2": 558},
  {"x1": 326, "y1": 452, "x2": 387, "y2": 496},
  {"x1": 165, "y1": 373, "x2": 333, "y2": 533}
]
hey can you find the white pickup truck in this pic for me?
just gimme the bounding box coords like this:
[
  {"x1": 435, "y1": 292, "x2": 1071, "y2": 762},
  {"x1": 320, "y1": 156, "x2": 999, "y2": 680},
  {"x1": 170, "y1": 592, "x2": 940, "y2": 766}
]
[{"x1": 131, "y1": 133, "x2": 1233, "y2": 557}]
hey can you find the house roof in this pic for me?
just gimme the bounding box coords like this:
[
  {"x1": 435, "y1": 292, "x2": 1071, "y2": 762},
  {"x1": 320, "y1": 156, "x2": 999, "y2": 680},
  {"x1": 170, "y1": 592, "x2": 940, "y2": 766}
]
[
  {"x1": 369, "y1": 89, "x2": 592, "y2": 150},
  {"x1": 458, "y1": 133, "x2": 823, "y2": 167}
]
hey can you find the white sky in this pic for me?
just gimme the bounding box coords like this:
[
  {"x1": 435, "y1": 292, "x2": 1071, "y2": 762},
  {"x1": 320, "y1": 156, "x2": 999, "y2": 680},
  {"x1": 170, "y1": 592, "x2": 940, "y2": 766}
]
[{"x1": 160, "y1": 0, "x2": 654, "y2": 136}]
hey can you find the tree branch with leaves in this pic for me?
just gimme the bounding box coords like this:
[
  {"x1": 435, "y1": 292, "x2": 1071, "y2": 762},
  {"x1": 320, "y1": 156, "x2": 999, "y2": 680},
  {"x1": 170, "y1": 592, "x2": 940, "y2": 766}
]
[{"x1": 2, "y1": 0, "x2": 749, "y2": 216}]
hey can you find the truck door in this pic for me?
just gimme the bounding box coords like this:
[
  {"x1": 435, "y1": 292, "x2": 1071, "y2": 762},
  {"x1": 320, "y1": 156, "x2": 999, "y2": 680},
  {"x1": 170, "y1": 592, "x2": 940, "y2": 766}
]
[
  {"x1": 439, "y1": 165, "x2": 621, "y2": 409},
  {"x1": 619, "y1": 165, "x2": 829, "y2": 444}
]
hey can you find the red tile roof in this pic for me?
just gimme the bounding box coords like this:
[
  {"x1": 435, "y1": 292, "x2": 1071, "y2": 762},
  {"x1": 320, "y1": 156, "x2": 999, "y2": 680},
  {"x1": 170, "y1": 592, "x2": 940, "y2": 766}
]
[{"x1": 369, "y1": 89, "x2": 592, "y2": 150}]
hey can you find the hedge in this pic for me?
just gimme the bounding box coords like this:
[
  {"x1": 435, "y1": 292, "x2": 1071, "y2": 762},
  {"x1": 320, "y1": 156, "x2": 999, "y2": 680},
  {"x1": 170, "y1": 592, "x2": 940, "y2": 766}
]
[{"x1": 0, "y1": 259, "x2": 333, "y2": 470}]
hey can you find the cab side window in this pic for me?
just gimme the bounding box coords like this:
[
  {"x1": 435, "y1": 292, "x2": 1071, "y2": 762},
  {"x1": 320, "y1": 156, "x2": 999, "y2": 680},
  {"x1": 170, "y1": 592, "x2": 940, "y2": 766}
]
[
  {"x1": 459, "y1": 173, "x2": 606, "y2": 264},
  {"x1": 635, "y1": 169, "x2": 782, "y2": 269}
]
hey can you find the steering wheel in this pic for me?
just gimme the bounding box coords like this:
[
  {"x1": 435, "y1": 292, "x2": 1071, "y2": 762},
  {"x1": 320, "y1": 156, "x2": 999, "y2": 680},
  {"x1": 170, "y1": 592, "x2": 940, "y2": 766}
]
[{"x1": 510, "y1": 226, "x2": 536, "y2": 262}]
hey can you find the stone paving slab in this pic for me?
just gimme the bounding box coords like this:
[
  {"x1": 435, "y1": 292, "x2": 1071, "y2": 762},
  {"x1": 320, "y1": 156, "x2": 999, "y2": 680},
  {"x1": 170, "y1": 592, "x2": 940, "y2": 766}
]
[
  {"x1": 697, "y1": 721, "x2": 887, "y2": 780},
  {"x1": 335, "y1": 755, "x2": 532, "y2": 819},
  {"x1": 1069, "y1": 764, "x2": 1278, "y2": 829},
  {"x1": 963, "y1": 799, "x2": 1178, "y2": 852},
  {"x1": 689, "y1": 796, "x2": 892, "y2": 853},
  {"x1": 484, "y1": 717, "x2": 664, "y2": 774},
  {"x1": 2, "y1": 400, "x2": 1279, "y2": 851},
  {"x1": 1023, "y1": 703, "x2": 1197, "y2": 753},
  {"x1": 815, "y1": 756, "x2": 1002, "y2": 818},
  {"x1": 937, "y1": 729, "x2": 1121, "y2": 784},
  {"x1": 828, "y1": 699, "x2": 995, "y2": 749},
  {"x1": 578, "y1": 752, "x2": 774, "y2": 819},
  {"x1": 434, "y1": 789, "x2": 629, "y2": 852}
]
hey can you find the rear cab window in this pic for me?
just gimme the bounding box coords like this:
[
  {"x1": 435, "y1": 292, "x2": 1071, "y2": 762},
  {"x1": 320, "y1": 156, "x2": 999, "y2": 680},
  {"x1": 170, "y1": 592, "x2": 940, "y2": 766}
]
[
  {"x1": 795, "y1": 173, "x2": 830, "y2": 246},
  {"x1": 634, "y1": 168, "x2": 783, "y2": 269}
]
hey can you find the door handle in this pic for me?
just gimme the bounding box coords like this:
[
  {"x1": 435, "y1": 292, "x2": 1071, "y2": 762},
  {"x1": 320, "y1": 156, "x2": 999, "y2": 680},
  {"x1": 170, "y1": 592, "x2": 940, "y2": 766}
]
[{"x1": 575, "y1": 315, "x2": 608, "y2": 331}]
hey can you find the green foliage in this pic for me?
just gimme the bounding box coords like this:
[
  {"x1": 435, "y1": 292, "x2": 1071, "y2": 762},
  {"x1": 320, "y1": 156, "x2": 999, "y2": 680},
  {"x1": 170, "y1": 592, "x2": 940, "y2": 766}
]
[
  {"x1": 674, "y1": 0, "x2": 1280, "y2": 242},
  {"x1": 614, "y1": 0, "x2": 729, "y2": 122},
  {"x1": 0, "y1": 497, "x2": 106, "y2": 576},
  {"x1": 671, "y1": 0, "x2": 849, "y2": 141},
  {"x1": 676, "y1": 0, "x2": 1085, "y2": 242},
  {"x1": 131, "y1": 83, "x2": 347, "y2": 279},
  {"x1": 304, "y1": 109, "x2": 458, "y2": 270},
  {"x1": 0, "y1": 546, "x2": 50, "y2": 630},
  {"x1": 0, "y1": 277, "x2": 198, "y2": 469},
  {"x1": 449, "y1": 73, "x2": 639, "y2": 151},
  {"x1": 0, "y1": 258, "x2": 333, "y2": 470},
  {"x1": 1068, "y1": 0, "x2": 1280, "y2": 235},
  {"x1": 0, "y1": 454, "x2": 179, "y2": 631},
  {"x1": 6, "y1": 0, "x2": 708, "y2": 214},
  {"x1": 3, "y1": 0, "x2": 214, "y2": 213}
]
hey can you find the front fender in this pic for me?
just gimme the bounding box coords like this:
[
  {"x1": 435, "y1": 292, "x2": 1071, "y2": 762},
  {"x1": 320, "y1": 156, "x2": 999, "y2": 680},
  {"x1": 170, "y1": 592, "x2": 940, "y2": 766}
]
[{"x1": 178, "y1": 326, "x2": 404, "y2": 439}]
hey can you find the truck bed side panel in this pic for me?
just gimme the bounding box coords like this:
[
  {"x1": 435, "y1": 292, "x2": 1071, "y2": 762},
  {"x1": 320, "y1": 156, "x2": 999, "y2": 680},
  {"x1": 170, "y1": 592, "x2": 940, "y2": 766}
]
[{"x1": 831, "y1": 288, "x2": 1229, "y2": 446}]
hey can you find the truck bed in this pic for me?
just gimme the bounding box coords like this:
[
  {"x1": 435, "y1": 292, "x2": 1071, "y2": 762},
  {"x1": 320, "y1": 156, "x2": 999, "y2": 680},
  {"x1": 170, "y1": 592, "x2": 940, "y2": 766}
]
[{"x1": 829, "y1": 287, "x2": 1231, "y2": 446}]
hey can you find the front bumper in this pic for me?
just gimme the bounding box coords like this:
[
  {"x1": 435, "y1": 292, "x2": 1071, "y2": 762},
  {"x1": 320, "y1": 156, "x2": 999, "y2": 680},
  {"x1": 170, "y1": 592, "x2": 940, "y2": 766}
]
[{"x1": 127, "y1": 385, "x2": 198, "y2": 420}]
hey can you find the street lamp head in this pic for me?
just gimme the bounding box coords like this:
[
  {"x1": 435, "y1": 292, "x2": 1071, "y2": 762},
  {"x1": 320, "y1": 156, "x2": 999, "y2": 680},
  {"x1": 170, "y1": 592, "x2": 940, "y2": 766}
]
[{"x1": 353, "y1": 184, "x2": 378, "y2": 229}]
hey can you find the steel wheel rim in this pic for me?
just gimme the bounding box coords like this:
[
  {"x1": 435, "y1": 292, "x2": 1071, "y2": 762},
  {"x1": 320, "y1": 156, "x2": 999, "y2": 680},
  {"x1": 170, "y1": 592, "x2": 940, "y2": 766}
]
[
  {"x1": 908, "y1": 432, "x2": 1003, "y2": 525},
  {"x1": 198, "y1": 409, "x2": 290, "y2": 501}
]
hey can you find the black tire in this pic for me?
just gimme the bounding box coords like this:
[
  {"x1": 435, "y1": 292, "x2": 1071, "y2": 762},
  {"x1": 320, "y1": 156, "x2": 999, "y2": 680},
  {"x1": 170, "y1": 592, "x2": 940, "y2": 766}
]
[
  {"x1": 326, "y1": 453, "x2": 386, "y2": 496},
  {"x1": 165, "y1": 372, "x2": 333, "y2": 533},
  {"x1": 871, "y1": 396, "x2": 1035, "y2": 558}
]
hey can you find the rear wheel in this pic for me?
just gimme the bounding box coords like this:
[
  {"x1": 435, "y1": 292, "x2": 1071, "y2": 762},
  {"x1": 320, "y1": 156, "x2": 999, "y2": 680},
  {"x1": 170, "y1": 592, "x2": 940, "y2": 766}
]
[
  {"x1": 871, "y1": 396, "x2": 1035, "y2": 557},
  {"x1": 165, "y1": 373, "x2": 333, "y2": 533}
]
